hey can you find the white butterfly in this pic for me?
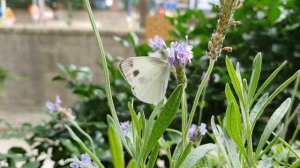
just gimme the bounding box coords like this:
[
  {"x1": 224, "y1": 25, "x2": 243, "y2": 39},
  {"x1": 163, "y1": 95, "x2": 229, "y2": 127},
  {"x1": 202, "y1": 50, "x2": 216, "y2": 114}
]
[{"x1": 119, "y1": 57, "x2": 171, "y2": 104}]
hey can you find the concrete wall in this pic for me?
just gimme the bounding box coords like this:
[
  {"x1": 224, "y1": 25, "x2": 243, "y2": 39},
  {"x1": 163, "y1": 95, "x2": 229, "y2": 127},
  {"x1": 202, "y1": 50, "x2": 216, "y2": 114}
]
[{"x1": 0, "y1": 26, "x2": 142, "y2": 121}]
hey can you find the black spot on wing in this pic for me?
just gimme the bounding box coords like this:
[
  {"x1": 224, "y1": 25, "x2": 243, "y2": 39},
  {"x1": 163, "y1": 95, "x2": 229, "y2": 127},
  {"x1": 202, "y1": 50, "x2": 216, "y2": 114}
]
[{"x1": 133, "y1": 70, "x2": 140, "y2": 77}]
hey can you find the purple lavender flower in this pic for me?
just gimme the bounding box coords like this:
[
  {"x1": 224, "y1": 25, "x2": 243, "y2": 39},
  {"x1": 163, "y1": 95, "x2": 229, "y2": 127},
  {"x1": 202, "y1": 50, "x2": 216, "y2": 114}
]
[
  {"x1": 45, "y1": 95, "x2": 62, "y2": 113},
  {"x1": 149, "y1": 35, "x2": 166, "y2": 51},
  {"x1": 199, "y1": 123, "x2": 207, "y2": 136},
  {"x1": 120, "y1": 121, "x2": 131, "y2": 136},
  {"x1": 176, "y1": 43, "x2": 193, "y2": 65},
  {"x1": 188, "y1": 124, "x2": 198, "y2": 140},
  {"x1": 164, "y1": 41, "x2": 193, "y2": 66},
  {"x1": 70, "y1": 162, "x2": 79, "y2": 168},
  {"x1": 81, "y1": 153, "x2": 92, "y2": 164}
]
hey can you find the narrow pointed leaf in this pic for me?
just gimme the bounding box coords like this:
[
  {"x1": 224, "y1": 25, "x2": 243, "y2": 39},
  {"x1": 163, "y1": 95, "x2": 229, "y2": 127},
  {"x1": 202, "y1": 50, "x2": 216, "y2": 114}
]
[
  {"x1": 225, "y1": 56, "x2": 245, "y2": 106},
  {"x1": 146, "y1": 143, "x2": 160, "y2": 168},
  {"x1": 211, "y1": 117, "x2": 230, "y2": 163},
  {"x1": 248, "y1": 53, "x2": 262, "y2": 103},
  {"x1": 255, "y1": 98, "x2": 291, "y2": 156},
  {"x1": 225, "y1": 102, "x2": 247, "y2": 156},
  {"x1": 179, "y1": 144, "x2": 216, "y2": 168},
  {"x1": 252, "y1": 71, "x2": 299, "y2": 127},
  {"x1": 250, "y1": 93, "x2": 269, "y2": 124},
  {"x1": 252, "y1": 61, "x2": 287, "y2": 104},
  {"x1": 108, "y1": 123, "x2": 125, "y2": 168},
  {"x1": 175, "y1": 142, "x2": 193, "y2": 168},
  {"x1": 142, "y1": 85, "x2": 183, "y2": 158}
]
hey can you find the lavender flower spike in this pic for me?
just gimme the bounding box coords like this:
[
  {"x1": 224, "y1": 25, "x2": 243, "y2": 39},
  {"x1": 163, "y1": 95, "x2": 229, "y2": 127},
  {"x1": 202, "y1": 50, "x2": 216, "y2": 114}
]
[
  {"x1": 120, "y1": 121, "x2": 131, "y2": 136},
  {"x1": 296, "y1": 103, "x2": 300, "y2": 114},
  {"x1": 188, "y1": 124, "x2": 198, "y2": 141},
  {"x1": 199, "y1": 123, "x2": 207, "y2": 136},
  {"x1": 149, "y1": 35, "x2": 166, "y2": 51},
  {"x1": 164, "y1": 41, "x2": 193, "y2": 66}
]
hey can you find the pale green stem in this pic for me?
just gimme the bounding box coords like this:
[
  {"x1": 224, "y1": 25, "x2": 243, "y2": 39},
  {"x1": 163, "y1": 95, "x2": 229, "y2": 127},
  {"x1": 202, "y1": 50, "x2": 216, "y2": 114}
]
[
  {"x1": 65, "y1": 125, "x2": 105, "y2": 168},
  {"x1": 197, "y1": 85, "x2": 207, "y2": 126},
  {"x1": 185, "y1": 59, "x2": 215, "y2": 137},
  {"x1": 278, "y1": 137, "x2": 300, "y2": 159},
  {"x1": 283, "y1": 72, "x2": 300, "y2": 139},
  {"x1": 70, "y1": 120, "x2": 96, "y2": 154},
  {"x1": 181, "y1": 91, "x2": 187, "y2": 147},
  {"x1": 290, "y1": 124, "x2": 300, "y2": 144},
  {"x1": 82, "y1": 0, "x2": 133, "y2": 157}
]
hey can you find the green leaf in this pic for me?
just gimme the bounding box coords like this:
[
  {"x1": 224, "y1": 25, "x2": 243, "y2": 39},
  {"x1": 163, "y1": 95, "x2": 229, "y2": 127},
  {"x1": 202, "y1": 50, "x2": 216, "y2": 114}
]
[
  {"x1": 225, "y1": 56, "x2": 245, "y2": 106},
  {"x1": 291, "y1": 159, "x2": 300, "y2": 168},
  {"x1": 143, "y1": 101, "x2": 164, "y2": 142},
  {"x1": 175, "y1": 142, "x2": 192, "y2": 168},
  {"x1": 126, "y1": 159, "x2": 136, "y2": 168},
  {"x1": 226, "y1": 139, "x2": 241, "y2": 168},
  {"x1": 60, "y1": 139, "x2": 80, "y2": 155},
  {"x1": 8, "y1": 147, "x2": 26, "y2": 154},
  {"x1": 255, "y1": 98, "x2": 291, "y2": 157},
  {"x1": 252, "y1": 61, "x2": 287, "y2": 105},
  {"x1": 146, "y1": 143, "x2": 159, "y2": 168},
  {"x1": 179, "y1": 144, "x2": 216, "y2": 168},
  {"x1": 128, "y1": 102, "x2": 141, "y2": 137},
  {"x1": 108, "y1": 123, "x2": 125, "y2": 168},
  {"x1": 267, "y1": 7, "x2": 281, "y2": 24},
  {"x1": 248, "y1": 53, "x2": 262, "y2": 103},
  {"x1": 250, "y1": 93, "x2": 269, "y2": 124},
  {"x1": 210, "y1": 117, "x2": 230, "y2": 164},
  {"x1": 252, "y1": 70, "x2": 299, "y2": 127},
  {"x1": 225, "y1": 101, "x2": 247, "y2": 157},
  {"x1": 142, "y1": 84, "x2": 183, "y2": 159}
]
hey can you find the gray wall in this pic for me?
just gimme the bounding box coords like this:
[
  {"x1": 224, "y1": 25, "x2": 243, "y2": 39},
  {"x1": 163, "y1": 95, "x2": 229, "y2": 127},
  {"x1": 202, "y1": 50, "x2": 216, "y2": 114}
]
[{"x1": 0, "y1": 26, "x2": 140, "y2": 116}]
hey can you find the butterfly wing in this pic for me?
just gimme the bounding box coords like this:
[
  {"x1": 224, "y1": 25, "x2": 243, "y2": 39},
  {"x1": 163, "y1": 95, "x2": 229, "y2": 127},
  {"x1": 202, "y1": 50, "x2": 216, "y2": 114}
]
[{"x1": 119, "y1": 57, "x2": 171, "y2": 104}]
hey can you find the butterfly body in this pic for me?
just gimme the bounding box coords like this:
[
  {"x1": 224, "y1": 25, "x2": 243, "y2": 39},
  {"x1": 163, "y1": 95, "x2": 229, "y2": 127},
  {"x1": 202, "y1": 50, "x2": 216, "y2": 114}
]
[{"x1": 119, "y1": 57, "x2": 171, "y2": 104}]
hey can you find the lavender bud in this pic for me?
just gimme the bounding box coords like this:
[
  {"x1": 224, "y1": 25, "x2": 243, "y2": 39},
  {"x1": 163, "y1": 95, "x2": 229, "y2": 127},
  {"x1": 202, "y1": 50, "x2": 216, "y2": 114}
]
[{"x1": 120, "y1": 121, "x2": 131, "y2": 137}]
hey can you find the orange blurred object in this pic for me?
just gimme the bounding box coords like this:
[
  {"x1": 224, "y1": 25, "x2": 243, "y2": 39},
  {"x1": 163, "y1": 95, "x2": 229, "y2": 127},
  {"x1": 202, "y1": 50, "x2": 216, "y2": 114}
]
[
  {"x1": 5, "y1": 7, "x2": 15, "y2": 25},
  {"x1": 28, "y1": 4, "x2": 54, "y2": 22}
]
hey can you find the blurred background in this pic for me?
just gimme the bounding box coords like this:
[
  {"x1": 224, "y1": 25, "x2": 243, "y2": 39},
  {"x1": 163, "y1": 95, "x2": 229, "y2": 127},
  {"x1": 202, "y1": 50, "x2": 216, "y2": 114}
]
[{"x1": 0, "y1": 0, "x2": 300, "y2": 167}]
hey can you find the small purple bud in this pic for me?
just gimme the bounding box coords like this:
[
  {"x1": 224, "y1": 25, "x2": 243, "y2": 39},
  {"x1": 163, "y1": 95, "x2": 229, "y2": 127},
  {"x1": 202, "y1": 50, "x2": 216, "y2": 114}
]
[
  {"x1": 45, "y1": 95, "x2": 62, "y2": 113},
  {"x1": 70, "y1": 162, "x2": 80, "y2": 168},
  {"x1": 199, "y1": 123, "x2": 207, "y2": 136},
  {"x1": 188, "y1": 124, "x2": 198, "y2": 141},
  {"x1": 120, "y1": 121, "x2": 131, "y2": 136},
  {"x1": 81, "y1": 153, "x2": 92, "y2": 164},
  {"x1": 149, "y1": 35, "x2": 166, "y2": 51},
  {"x1": 56, "y1": 95, "x2": 62, "y2": 105},
  {"x1": 45, "y1": 101, "x2": 57, "y2": 113}
]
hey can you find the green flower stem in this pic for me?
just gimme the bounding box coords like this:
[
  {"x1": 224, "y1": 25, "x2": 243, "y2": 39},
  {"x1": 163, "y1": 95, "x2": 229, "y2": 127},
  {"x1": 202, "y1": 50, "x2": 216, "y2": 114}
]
[
  {"x1": 82, "y1": 0, "x2": 133, "y2": 157},
  {"x1": 289, "y1": 124, "x2": 300, "y2": 144},
  {"x1": 175, "y1": 64, "x2": 187, "y2": 147},
  {"x1": 181, "y1": 91, "x2": 187, "y2": 147},
  {"x1": 283, "y1": 72, "x2": 300, "y2": 139},
  {"x1": 185, "y1": 59, "x2": 215, "y2": 138},
  {"x1": 197, "y1": 85, "x2": 207, "y2": 126},
  {"x1": 70, "y1": 120, "x2": 96, "y2": 155},
  {"x1": 278, "y1": 136, "x2": 300, "y2": 160},
  {"x1": 65, "y1": 158, "x2": 96, "y2": 168},
  {"x1": 65, "y1": 125, "x2": 105, "y2": 168}
]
